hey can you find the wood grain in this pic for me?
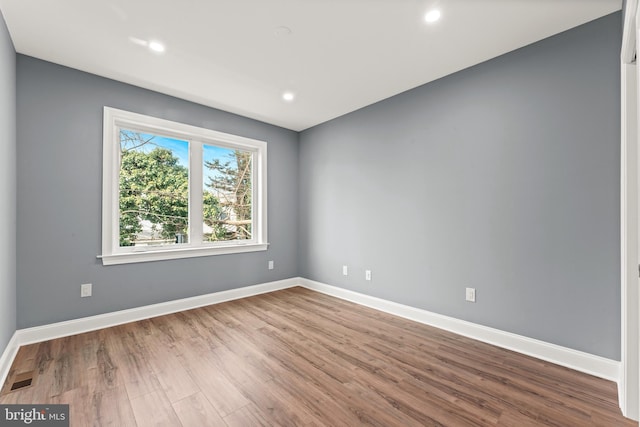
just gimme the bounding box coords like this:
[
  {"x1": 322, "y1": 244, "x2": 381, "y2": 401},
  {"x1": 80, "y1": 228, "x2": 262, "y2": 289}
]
[
  {"x1": 172, "y1": 392, "x2": 226, "y2": 426},
  {"x1": 0, "y1": 287, "x2": 635, "y2": 426},
  {"x1": 130, "y1": 390, "x2": 181, "y2": 427}
]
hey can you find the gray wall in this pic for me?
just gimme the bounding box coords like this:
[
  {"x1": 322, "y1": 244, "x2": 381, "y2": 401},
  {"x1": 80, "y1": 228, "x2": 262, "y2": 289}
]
[
  {"x1": 16, "y1": 56, "x2": 298, "y2": 329},
  {"x1": 299, "y1": 13, "x2": 622, "y2": 359},
  {"x1": 0, "y1": 12, "x2": 16, "y2": 354}
]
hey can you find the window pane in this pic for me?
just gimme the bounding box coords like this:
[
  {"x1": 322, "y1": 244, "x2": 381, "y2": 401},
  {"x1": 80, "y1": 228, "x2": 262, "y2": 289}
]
[
  {"x1": 202, "y1": 144, "x2": 253, "y2": 242},
  {"x1": 119, "y1": 129, "x2": 189, "y2": 247}
]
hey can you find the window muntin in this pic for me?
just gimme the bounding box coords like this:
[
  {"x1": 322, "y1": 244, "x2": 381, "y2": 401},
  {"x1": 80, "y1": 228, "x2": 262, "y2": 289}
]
[{"x1": 102, "y1": 107, "x2": 268, "y2": 265}]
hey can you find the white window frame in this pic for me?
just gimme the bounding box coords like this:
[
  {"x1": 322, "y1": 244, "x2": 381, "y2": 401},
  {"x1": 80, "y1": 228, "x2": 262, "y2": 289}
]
[{"x1": 101, "y1": 107, "x2": 268, "y2": 265}]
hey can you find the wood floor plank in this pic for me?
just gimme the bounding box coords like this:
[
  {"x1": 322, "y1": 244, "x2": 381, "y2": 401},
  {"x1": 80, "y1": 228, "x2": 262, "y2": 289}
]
[
  {"x1": 51, "y1": 386, "x2": 94, "y2": 427},
  {"x1": 172, "y1": 392, "x2": 226, "y2": 426},
  {"x1": 1, "y1": 287, "x2": 634, "y2": 426},
  {"x1": 239, "y1": 378, "x2": 316, "y2": 426},
  {"x1": 173, "y1": 328, "x2": 255, "y2": 417},
  {"x1": 223, "y1": 404, "x2": 273, "y2": 427},
  {"x1": 188, "y1": 306, "x2": 278, "y2": 385},
  {"x1": 83, "y1": 386, "x2": 137, "y2": 427},
  {"x1": 130, "y1": 390, "x2": 181, "y2": 427},
  {"x1": 115, "y1": 348, "x2": 161, "y2": 401},
  {"x1": 105, "y1": 325, "x2": 162, "y2": 400},
  {"x1": 496, "y1": 409, "x2": 543, "y2": 427},
  {"x1": 191, "y1": 370, "x2": 250, "y2": 418},
  {"x1": 142, "y1": 336, "x2": 199, "y2": 404}
]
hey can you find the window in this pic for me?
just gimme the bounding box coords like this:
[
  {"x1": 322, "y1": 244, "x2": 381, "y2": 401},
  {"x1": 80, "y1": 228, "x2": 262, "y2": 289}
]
[{"x1": 101, "y1": 107, "x2": 267, "y2": 265}]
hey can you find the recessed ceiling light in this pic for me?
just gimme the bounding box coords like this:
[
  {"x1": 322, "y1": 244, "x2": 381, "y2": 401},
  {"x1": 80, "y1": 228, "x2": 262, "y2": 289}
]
[
  {"x1": 424, "y1": 9, "x2": 441, "y2": 23},
  {"x1": 148, "y1": 41, "x2": 165, "y2": 53},
  {"x1": 282, "y1": 91, "x2": 295, "y2": 102}
]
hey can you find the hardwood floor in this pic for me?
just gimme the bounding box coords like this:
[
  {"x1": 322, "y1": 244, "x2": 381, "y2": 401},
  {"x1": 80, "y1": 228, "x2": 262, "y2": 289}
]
[{"x1": 0, "y1": 287, "x2": 635, "y2": 426}]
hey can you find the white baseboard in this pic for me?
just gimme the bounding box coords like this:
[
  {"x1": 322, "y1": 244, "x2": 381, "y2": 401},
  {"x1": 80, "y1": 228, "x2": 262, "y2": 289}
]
[
  {"x1": 0, "y1": 332, "x2": 19, "y2": 390},
  {"x1": 299, "y1": 278, "x2": 621, "y2": 383},
  {"x1": 0, "y1": 276, "x2": 621, "y2": 396}
]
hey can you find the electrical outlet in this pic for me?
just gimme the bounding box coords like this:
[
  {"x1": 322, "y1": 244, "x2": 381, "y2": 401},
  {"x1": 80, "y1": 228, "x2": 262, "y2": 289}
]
[
  {"x1": 343, "y1": 265, "x2": 348, "y2": 276},
  {"x1": 365, "y1": 270, "x2": 372, "y2": 281},
  {"x1": 81, "y1": 283, "x2": 92, "y2": 298},
  {"x1": 465, "y1": 287, "x2": 476, "y2": 302},
  {"x1": 268, "y1": 260, "x2": 274, "y2": 270}
]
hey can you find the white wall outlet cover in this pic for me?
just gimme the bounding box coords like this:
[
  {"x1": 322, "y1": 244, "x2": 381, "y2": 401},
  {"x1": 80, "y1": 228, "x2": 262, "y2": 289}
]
[
  {"x1": 81, "y1": 283, "x2": 92, "y2": 298},
  {"x1": 343, "y1": 265, "x2": 348, "y2": 276},
  {"x1": 268, "y1": 260, "x2": 274, "y2": 270},
  {"x1": 365, "y1": 270, "x2": 372, "y2": 281},
  {"x1": 465, "y1": 287, "x2": 476, "y2": 302}
]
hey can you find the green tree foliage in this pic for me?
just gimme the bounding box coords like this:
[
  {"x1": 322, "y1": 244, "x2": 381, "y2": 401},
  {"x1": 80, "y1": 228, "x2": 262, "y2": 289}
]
[
  {"x1": 118, "y1": 131, "x2": 222, "y2": 246},
  {"x1": 119, "y1": 147, "x2": 189, "y2": 246},
  {"x1": 203, "y1": 191, "x2": 227, "y2": 241},
  {"x1": 204, "y1": 150, "x2": 252, "y2": 240}
]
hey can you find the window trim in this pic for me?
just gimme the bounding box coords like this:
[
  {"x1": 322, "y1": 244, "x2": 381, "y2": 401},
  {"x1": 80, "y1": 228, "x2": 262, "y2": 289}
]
[{"x1": 101, "y1": 107, "x2": 268, "y2": 265}]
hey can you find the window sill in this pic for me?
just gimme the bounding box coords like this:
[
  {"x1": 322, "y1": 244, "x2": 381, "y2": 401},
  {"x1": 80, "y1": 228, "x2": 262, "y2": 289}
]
[{"x1": 99, "y1": 242, "x2": 269, "y2": 265}]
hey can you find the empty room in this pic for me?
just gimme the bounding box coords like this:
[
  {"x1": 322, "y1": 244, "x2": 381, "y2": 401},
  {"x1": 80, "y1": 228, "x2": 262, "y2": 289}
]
[{"x1": 0, "y1": 0, "x2": 639, "y2": 426}]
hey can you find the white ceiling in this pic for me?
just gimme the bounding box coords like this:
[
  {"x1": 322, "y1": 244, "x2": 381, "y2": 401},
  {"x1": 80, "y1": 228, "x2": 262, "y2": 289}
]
[{"x1": 0, "y1": 0, "x2": 622, "y2": 131}]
